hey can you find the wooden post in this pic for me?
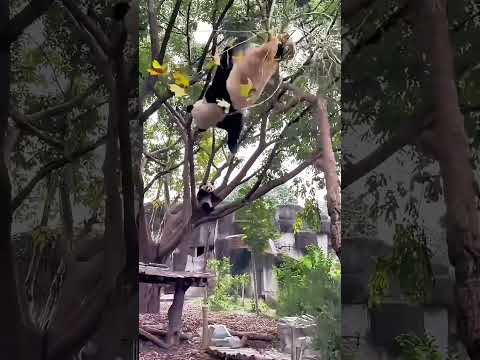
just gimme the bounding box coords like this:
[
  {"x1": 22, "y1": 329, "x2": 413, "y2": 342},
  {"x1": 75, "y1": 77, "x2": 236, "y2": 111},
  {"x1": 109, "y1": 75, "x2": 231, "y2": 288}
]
[
  {"x1": 201, "y1": 303, "x2": 209, "y2": 348},
  {"x1": 241, "y1": 282, "x2": 245, "y2": 307},
  {"x1": 291, "y1": 327, "x2": 296, "y2": 360}
]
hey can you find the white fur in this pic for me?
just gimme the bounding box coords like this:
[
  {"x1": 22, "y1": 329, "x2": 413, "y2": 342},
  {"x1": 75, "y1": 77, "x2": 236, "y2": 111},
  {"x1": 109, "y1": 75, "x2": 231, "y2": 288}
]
[{"x1": 191, "y1": 100, "x2": 226, "y2": 130}]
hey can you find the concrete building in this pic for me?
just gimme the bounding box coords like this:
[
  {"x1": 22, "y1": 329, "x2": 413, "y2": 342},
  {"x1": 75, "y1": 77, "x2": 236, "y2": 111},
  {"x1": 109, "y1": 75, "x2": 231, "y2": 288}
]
[{"x1": 179, "y1": 204, "x2": 334, "y2": 300}]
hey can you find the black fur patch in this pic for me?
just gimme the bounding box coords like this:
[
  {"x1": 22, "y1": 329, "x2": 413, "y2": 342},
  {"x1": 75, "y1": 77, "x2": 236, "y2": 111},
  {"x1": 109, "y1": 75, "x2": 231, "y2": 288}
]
[
  {"x1": 217, "y1": 112, "x2": 243, "y2": 154},
  {"x1": 275, "y1": 43, "x2": 285, "y2": 60},
  {"x1": 195, "y1": 38, "x2": 247, "y2": 154},
  {"x1": 204, "y1": 48, "x2": 235, "y2": 106},
  {"x1": 196, "y1": 186, "x2": 220, "y2": 214},
  {"x1": 113, "y1": 2, "x2": 130, "y2": 20}
]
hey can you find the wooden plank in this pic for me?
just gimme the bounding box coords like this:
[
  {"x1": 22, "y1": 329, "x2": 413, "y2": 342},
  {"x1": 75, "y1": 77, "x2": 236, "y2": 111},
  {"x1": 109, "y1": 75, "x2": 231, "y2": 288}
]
[
  {"x1": 138, "y1": 263, "x2": 214, "y2": 286},
  {"x1": 207, "y1": 347, "x2": 290, "y2": 360}
]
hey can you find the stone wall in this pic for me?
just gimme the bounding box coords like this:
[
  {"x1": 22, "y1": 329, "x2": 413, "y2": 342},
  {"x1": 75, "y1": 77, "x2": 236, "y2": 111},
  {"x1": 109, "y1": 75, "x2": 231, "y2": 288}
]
[{"x1": 341, "y1": 237, "x2": 454, "y2": 359}]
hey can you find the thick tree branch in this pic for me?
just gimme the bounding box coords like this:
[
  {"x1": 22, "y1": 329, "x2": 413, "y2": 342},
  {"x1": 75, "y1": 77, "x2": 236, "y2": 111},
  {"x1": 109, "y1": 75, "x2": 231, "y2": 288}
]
[
  {"x1": 147, "y1": 0, "x2": 162, "y2": 57},
  {"x1": 0, "y1": 0, "x2": 53, "y2": 45},
  {"x1": 342, "y1": 110, "x2": 433, "y2": 189},
  {"x1": 9, "y1": 110, "x2": 64, "y2": 149},
  {"x1": 343, "y1": 0, "x2": 376, "y2": 20}
]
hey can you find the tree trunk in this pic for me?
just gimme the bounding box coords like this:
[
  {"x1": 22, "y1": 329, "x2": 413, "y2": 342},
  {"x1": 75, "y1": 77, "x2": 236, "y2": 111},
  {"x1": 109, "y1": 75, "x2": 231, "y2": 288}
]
[
  {"x1": 0, "y1": 3, "x2": 23, "y2": 355},
  {"x1": 413, "y1": 1, "x2": 480, "y2": 357},
  {"x1": 313, "y1": 98, "x2": 341, "y2": 256},
  {"x1": 167, "y1": 279, "x2": 190, "y2": 346},
  {"x1": 139, "y1": 203, "x2": 162, "y2": 313},
  {"x1": 251, "y1": 251, "x2": 260, "y2": 315}
]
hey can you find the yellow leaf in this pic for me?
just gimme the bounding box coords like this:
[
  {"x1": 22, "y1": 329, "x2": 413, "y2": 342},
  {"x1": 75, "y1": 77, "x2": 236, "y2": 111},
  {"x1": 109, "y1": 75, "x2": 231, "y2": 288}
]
[
  {"x1": 152, "y1": 199, "x2": 162, "y2": 209},
  {"x1": 169, "y1": 84, "x2": 187, "y2": 97},
  {"x1": 239, "y1": 78, "x2": 255, "y2": 98},
  {"x1": 148, "y1": 61, "x2": 168, "y2": 76},
  {"x1": 147, "y1": 69, "x2": 161, "y2": 76},
  {"x1": 173, "y1": 71, "x2": 190, "y2": 88},
  {"x1": 213, "y1": 54, "x2": 221, "y2": 65}
]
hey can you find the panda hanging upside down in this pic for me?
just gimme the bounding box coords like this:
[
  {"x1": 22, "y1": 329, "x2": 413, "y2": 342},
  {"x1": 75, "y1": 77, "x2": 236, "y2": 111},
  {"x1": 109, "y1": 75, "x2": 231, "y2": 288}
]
[{"x1": 187, "y1": 34, "x2": 295, "y2": 154}]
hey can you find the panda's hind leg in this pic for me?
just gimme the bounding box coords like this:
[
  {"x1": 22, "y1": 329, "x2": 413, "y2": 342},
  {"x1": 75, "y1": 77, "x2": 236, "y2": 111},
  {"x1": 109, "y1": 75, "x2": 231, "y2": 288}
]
[{"x1": 217, "y1": 112, "x2": 243, "y2": 154}]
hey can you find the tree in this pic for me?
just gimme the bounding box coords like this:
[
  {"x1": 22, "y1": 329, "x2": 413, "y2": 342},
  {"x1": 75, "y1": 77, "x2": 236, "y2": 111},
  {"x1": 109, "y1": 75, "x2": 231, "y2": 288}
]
[
  {"x1": 343, "y1": 0, "x2": 480, "y2": 357},
  {"x1": 236, "y1": 191, "x2": 279, "y2": 314},
  {"x1": 1, "y1": 1, "x2": 140, "y2": 358},
  {"x1": 139, "y1": 0, "x2": 341, "y2": 323}
]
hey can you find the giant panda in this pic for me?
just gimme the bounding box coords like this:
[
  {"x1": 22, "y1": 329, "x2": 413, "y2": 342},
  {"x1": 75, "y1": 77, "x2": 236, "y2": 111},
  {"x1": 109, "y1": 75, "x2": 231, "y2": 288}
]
[
  {"x1": 188, "y1": 35, "x2": 295, "y2": 154},
  {"x1": 196, "y1": 182, "x2": 220, "y2": 214}
]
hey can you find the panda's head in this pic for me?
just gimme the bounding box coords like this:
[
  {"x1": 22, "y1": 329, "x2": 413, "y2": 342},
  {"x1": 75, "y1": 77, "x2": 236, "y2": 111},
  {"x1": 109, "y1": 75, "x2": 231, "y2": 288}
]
[
  {"x1": 199, "y1": 183, "x2": 214, "y2": 193},
  {"x1": 197, "y1": 182, "x2": 216, "y2": 214}
]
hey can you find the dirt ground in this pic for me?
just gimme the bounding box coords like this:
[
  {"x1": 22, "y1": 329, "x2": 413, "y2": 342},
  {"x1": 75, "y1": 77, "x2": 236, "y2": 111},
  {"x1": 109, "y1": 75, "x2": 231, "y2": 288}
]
[{"x1": 139, "y1": 299, "x2": 280, "y2": 360}]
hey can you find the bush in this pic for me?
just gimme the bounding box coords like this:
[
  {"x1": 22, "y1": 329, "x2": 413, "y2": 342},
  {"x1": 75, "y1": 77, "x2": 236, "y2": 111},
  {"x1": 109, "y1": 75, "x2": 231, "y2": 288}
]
[
  {"x1": 395, "y1": 333, "x2": 460, "y2": 360},
  {"x1": 275, "y1": 246, "x2": 340, "y2": 359},
  {"x1": 207, "y1": 258, "x2": 253, "y2": 312}
]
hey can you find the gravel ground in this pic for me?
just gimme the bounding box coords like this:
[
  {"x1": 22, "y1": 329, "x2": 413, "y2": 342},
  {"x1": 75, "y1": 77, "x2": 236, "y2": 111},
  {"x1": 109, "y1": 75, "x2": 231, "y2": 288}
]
[{"x1": 139, "y1": 299, "x2": 280, "y2": 360}]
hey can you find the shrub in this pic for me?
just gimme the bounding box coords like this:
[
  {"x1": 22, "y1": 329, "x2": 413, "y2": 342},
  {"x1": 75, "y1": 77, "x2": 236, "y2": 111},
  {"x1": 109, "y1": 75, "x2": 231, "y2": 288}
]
[{"x1": 275, "y1": 246, "x2": 340, "y2": 359}]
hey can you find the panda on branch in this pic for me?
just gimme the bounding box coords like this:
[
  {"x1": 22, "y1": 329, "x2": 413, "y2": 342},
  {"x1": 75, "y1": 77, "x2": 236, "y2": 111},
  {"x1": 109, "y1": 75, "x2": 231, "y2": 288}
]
[
  {"x1": 196, "y1": 182, "x2": 220, "y2": 214},
  {"x1": 187, "y1": 34, "x2": 295, "y2": 154}
]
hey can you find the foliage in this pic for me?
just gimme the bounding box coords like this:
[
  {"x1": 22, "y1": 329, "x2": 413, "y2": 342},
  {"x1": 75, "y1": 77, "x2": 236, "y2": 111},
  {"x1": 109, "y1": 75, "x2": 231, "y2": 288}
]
[
  {"x1": 141, "y1": 0, "x2": 341, "y2": 203},
  {"x1": 342, "y1": 190, "x2": 378, "y2": 239},
  {"x1": 395, "y1": 333, "x2": 459, "y2": 360},
  {"x1": 235, "y1": 190, "x2": 280, "y2": 254},
  {"x1": 207, "y1": 258, "x2": 256, "y2": 312},
  {"x1": 293, "y1": 198, "x2": 322, "y2": 234},
  {"x1": 275, "y1": 246, "x2": 340, "y2": 358},
  {"x1": 368, "y1": 223, "x2": 434, "y2": 308}
]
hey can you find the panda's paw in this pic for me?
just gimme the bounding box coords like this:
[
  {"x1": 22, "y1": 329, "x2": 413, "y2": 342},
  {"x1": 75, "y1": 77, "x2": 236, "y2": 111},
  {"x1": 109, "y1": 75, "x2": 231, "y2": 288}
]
[
  {"x1": 228, "y1": 142, "x2": 239, "y2": 154},
  {"x1": 186, "y1": 104, "x2": 194, "y2": 113}
]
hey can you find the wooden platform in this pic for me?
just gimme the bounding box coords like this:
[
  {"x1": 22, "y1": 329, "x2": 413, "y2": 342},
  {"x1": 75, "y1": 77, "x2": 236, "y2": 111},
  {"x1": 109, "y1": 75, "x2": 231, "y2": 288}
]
[
  {"x1": 139, "y1": 262, "x2": 213, "y2": 287},
  {"x1": 207, "y1": 347, "x2": 290, "y2": 360}
]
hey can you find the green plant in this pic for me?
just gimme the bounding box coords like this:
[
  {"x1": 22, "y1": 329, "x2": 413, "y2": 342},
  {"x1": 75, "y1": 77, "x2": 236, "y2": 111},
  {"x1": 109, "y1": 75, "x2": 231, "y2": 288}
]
[
  {"x1": 395, "y1": 333, "x2": 461, "y2": 360},
  {"x1": 395, "y1": 333, "x2": 442, "y2": 360},
  {"x1": 207, "y1": 258, "x2": 255, "y2": 312},
  {"x1": 275, "y1": 246, "x2": 340, "y2": 359},
  {"x1": 368, "y1": 223, "x2": 434, "y2": 308},
  {"x1": 207, "y1": 258, "x2": 235, "y2": 311}
]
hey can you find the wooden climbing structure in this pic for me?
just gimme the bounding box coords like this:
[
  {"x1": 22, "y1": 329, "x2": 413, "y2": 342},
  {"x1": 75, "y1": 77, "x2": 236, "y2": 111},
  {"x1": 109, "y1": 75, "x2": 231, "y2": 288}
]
[{"x1": 139, "y1": 262, "x2": 214, "y2": 347}]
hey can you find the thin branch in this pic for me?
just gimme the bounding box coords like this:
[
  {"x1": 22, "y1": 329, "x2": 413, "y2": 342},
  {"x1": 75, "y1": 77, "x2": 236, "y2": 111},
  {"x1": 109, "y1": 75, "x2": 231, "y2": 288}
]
[
  {"x1": 343, "y1": 111, "x2": 433, "y2": 189},
  {"x1": 186, "y1": 0, "x2": 193, "y2": 65},
  {"x1": 144, "y1": 161, "x2": 184, "y2": 194},
  {"x1": 9, "y1": 110, "x2": 64, "y2": 149},
  {"x1": 29, "y1": 80, "x2": 102, "y2": 122},
  {"x1": 250, "y1": 152, "x2": 320, "y2": 200},
  {"x1": 196, "y1": 0, "x2": 236, "y2": 72},
  {"x1": 217, "y1": 115, "x2": 269, "y2": 198},
  {"x1": 61, "y1": 0, "x2": 111, "y2": 55},
  {"x1": 202, "y1": 128, "x2": 216, "y2": 184},
  {"x1": 12, "y1": 136, "x2": 106, "y2": 211},
  {"x1": 163, "y1": 102, "x2": 186, "y2": 129}
]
